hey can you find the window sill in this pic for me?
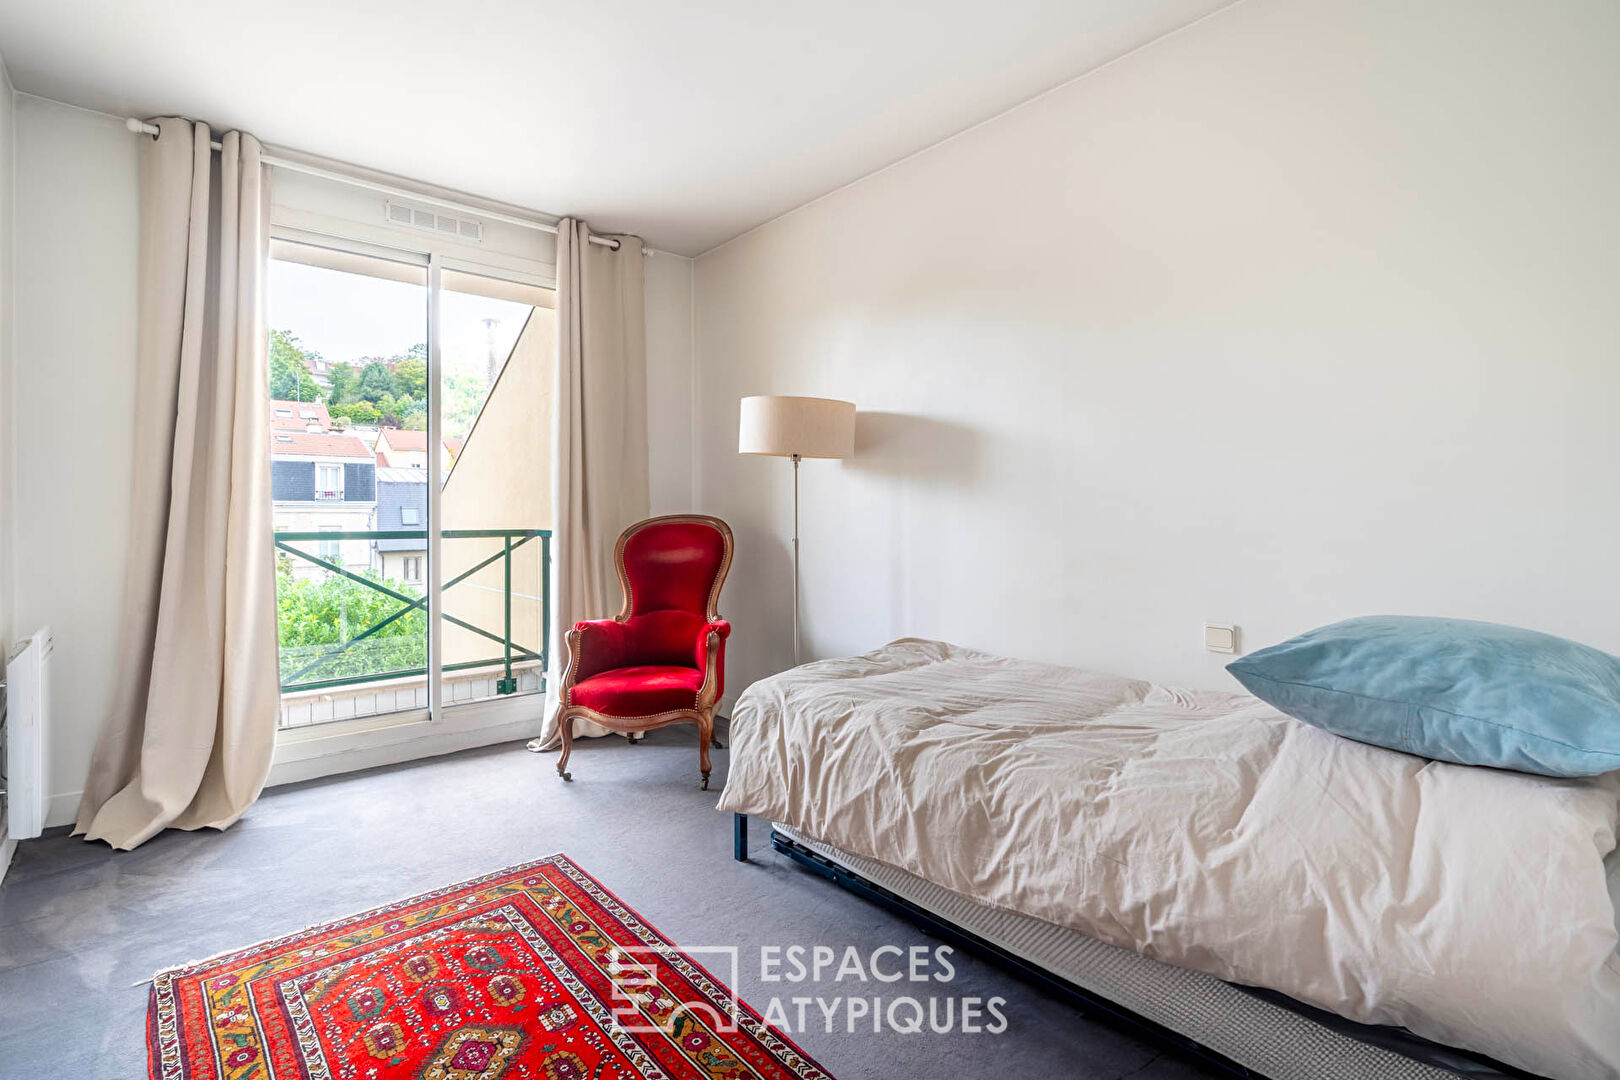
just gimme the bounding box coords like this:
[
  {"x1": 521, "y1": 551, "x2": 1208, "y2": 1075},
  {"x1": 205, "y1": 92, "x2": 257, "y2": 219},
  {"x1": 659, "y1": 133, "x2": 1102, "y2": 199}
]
[{"x1": 267, "y1": 691, "x2": 547, "y2": 788}]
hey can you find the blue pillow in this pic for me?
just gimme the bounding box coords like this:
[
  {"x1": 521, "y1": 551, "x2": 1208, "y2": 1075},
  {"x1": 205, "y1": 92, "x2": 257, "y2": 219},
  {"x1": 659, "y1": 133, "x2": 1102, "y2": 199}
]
[{"x1": 1226, "y1": 616, "x2": 1620, "y2": 777}]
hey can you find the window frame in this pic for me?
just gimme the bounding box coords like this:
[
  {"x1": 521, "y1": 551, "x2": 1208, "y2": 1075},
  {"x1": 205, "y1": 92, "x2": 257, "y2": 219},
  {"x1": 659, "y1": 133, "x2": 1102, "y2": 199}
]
[
  {"x1": 265, "y1": 211, "x2": 557, "y2": 765},
  {"x1": 315, "y1": 462, "x2": 344, "y2": 500},
  {"x1": 317, "y1": 525, "x2": 342, "y2": 562}
]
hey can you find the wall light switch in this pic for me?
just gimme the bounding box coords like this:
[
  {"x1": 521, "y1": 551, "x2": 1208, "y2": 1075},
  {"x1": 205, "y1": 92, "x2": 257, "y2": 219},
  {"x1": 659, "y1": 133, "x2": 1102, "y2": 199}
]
[{"x1": 1204, "y1": 623, "x2": 1239, "y2": 654}]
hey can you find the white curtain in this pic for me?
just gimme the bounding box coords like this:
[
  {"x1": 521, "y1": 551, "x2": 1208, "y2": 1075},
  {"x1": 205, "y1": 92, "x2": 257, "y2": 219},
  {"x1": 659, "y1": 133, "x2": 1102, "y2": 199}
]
[
  {"x1": 534, "y1": 220, "x2": 649, "y2": 749},
  {"x1": 74, "y1": 119, "x2": 280, "y2": 850}
]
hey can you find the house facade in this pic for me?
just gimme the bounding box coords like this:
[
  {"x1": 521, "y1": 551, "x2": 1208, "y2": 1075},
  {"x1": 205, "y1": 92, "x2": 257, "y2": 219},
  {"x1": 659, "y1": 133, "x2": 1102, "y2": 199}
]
[
  {"x1": 375, "y1": 428, "x2": 460, "y2": 471},
  {"x1": 270, "y1": 430, "x2": 377, "y2": 578},
  {"x1": 373, "y1": 466, "x2": 428, "y2": 585}
]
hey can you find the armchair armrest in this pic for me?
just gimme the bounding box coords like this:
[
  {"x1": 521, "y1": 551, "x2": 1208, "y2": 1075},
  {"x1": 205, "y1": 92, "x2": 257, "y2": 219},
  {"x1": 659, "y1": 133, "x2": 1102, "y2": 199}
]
[
  {"x1": 694, "y1": 620, "x2": 731, "y2": 666},
  {"x1": 695, "y1": 620, "x2": 731, "y2": 704},
  {"x1": 568, "y1": 619, "x2": 636, "y2": 684}
]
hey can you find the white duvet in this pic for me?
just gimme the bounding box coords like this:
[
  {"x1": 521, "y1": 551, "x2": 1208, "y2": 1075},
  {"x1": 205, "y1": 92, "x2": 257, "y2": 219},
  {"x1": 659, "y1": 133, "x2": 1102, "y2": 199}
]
[{"x1": 717, "y1": 639, "x2": 1620, "y2": 1080}]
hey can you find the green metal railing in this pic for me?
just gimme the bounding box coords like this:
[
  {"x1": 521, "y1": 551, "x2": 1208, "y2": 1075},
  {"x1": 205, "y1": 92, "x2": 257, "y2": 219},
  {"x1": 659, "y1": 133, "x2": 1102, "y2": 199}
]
[{"x1": 274, "y1": 528, "x2": 551, "y2": 695}]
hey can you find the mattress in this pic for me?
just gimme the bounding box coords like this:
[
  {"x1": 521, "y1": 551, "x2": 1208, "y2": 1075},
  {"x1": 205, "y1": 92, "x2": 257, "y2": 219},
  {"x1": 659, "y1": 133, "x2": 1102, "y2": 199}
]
[{"x1": 717, "y1": 639, "x2": 1620, "y2": 1080}]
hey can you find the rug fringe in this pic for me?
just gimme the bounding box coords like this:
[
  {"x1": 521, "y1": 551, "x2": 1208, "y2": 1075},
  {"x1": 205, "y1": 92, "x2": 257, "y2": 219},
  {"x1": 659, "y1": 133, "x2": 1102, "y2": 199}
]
[{"x1": 139, "y1": 854, "x2": 569, "y2": 987}]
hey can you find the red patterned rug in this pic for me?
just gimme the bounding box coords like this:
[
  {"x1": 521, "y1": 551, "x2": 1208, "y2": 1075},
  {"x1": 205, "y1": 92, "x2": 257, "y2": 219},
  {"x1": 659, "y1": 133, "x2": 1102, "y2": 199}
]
[{"x1": 148, "y1": 854, "x2": 831, "y2": 1080}]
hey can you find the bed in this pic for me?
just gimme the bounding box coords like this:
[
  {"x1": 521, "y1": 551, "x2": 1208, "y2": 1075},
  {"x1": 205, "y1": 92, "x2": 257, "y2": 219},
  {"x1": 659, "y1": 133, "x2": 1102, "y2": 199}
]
[{"x1": 716, "y1": 639, "x2": 1620, "y2": 1080}]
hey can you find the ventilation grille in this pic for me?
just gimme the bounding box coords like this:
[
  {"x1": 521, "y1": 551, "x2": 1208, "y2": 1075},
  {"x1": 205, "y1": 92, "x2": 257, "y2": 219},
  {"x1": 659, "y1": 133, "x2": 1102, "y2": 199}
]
[{"x1": 384, "y1": 200, "x2": 483, "y2": 243}]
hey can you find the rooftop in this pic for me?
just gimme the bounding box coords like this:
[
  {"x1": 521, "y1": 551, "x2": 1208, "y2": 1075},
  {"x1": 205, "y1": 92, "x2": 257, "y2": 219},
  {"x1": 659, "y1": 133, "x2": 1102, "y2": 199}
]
[
  {"x1": 380, "y1": 429, "x2": 427, "y2": 452},
  {"x1": 269, "y1": 399, "x2": 331, "y2": 431},
  {"x1": 269, "y1": 431, "x2": 372, "y2": 459}
]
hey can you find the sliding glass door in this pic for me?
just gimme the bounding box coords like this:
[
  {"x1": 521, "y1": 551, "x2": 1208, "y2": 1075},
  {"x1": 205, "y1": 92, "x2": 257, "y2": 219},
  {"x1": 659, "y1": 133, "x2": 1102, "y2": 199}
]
[
  {"x1": 266, "y1": 232, "x2": 554, "y2": 731},
  {"x1": 435, "y1": 267, "x2": 555, "y2": 707}
]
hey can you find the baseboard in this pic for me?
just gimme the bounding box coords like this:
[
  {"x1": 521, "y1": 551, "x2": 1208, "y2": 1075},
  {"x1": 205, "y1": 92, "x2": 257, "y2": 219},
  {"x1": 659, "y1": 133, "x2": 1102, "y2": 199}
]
[
  {"x1": 33, "y1": 707, "x2": 544, "y2": 835},
  {"x1": 0, "y1": 836, "x2": 16, "y2": 883},
  {"x1": 45, "y1": 790, "x2": 80, "y2": 830}
]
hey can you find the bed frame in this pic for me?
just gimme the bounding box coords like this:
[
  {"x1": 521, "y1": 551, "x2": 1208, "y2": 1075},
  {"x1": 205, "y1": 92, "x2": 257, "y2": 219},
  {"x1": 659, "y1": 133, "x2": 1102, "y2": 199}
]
[{"x1": 732, "y1": 813, "x2": 1533, "y2": 1080}]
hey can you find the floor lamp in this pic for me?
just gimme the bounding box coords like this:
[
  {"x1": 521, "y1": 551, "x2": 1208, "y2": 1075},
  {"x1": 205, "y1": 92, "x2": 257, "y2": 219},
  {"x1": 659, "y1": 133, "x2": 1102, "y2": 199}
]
[{"x1": 739, "y1": 395, "x2": 856, "y2": 666}]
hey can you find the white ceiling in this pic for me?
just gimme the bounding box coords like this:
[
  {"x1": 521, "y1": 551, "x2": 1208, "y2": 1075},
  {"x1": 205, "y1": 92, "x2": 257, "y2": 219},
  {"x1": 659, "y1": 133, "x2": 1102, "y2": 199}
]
[{"x1": 0, "y1": 1, "x2": 1232, "y2": 255}]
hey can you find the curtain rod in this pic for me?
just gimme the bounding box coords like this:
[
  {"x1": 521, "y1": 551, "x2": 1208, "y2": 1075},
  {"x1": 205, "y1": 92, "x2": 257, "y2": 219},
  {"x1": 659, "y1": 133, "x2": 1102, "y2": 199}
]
[{"x1": 125, "y1": 118, "x2": 640, "y2": 254}]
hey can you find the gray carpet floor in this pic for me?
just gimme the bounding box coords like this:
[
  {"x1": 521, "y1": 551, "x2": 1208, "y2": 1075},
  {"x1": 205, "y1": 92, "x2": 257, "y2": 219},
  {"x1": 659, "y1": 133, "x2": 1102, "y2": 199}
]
[{"x1": 0, "y1": 725, "x2": 1214, "y2": 1079}]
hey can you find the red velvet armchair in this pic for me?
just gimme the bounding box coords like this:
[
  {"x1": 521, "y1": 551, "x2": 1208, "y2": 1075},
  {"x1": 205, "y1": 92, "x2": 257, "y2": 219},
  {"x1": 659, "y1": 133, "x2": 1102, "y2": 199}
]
[{"x1": 555, "y1": 515, "x2": 733, "y2": 789}]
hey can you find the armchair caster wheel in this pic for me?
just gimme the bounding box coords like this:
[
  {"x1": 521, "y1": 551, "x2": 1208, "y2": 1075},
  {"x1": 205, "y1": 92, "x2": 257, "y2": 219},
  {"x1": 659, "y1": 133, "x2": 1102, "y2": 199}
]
[{"x1": 559, "y1": 771, "x2": 572, "y2": 782}]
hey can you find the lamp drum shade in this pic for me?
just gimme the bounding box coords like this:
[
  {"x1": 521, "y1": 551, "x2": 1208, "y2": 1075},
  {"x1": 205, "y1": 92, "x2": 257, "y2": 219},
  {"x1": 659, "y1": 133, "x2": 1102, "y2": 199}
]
[{"x1": 738, "y1": 396, "x2": 856, "y2": 459}]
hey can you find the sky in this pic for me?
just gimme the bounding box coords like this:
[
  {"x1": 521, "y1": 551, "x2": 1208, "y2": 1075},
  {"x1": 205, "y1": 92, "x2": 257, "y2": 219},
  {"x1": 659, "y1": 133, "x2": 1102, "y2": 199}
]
[{"x1": 268, "y1": 259, "x2": 530, "y2": 382}]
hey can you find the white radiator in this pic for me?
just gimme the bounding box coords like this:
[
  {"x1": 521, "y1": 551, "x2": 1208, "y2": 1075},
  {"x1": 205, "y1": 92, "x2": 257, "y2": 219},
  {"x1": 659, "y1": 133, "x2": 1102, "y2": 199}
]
[{"x1": 4, "y1": 627, "x2": 52, "y2": 841}]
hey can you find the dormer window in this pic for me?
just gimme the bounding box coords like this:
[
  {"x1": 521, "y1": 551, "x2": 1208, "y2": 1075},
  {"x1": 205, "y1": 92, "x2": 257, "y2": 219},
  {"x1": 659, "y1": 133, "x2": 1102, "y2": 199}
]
[{"x1": 315, "y1": 463, "x2": 344, "y2": 500}]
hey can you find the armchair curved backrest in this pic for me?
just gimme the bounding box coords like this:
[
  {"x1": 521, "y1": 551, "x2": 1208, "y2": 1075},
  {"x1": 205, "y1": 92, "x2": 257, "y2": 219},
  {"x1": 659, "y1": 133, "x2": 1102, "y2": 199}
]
[
  {"x1": 608, "y1": 515, "x2": 733, "y2": 670},
  {"x1": 615, "y1": 515, "x2": 733, "y2": 623}
]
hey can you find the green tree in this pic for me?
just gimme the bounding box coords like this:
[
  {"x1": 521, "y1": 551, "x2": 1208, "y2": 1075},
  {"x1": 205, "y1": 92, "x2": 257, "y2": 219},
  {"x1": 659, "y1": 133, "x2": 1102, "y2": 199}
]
[
  {"x1": 443, "y1": 371, "x2": 489, "y2": 436},
  {"x1": 325, "y1": 361, "x2": 357, "y2": 405},
  {"x1": 276, "y1": 566, "x2": 426, "y2": 685},
  {"x1": 392, "y1": 357, "x2": 427, "y2": 401},
  {"x1": 356, "y1": 360, "x2": 396, "y2": 404},
  {"x1": 376, "y1": 393, "x2": 404, "y2": 429},
  {"x1": 342, "y1": 400, "x2": 381, "y2": 424},
  {"x1": 269, "y1": 329, "x2": 323, "y2": 402}
]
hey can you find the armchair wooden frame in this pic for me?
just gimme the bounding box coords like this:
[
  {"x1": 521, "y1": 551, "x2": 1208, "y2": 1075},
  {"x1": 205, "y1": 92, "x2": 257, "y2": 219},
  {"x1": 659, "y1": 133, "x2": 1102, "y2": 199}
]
[{"x1": 555, "y1": 514, "x2": 734, "y2": 789}]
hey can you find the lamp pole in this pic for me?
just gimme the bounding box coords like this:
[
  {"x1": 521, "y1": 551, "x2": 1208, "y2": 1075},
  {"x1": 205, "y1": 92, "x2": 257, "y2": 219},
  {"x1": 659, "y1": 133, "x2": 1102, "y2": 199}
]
[
  {"x1": 792, "y1": 453, "x2": 801, "y2": 666},
  {"x1": 737, "y1": 395, "x2": 855, "y2": 671}
]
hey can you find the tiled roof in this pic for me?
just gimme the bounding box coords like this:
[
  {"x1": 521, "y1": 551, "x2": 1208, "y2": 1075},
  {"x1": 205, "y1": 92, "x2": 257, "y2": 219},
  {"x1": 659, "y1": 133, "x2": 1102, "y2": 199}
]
[
  {"x1": 380, "y1": 429, "x2": 428, "y2": 452},
  {"x1": 269, "y1": 431, "x2": 373, "y2": 459},
  {"x1": 269, "y1": 399, "x2": 331, "y2": 431}
]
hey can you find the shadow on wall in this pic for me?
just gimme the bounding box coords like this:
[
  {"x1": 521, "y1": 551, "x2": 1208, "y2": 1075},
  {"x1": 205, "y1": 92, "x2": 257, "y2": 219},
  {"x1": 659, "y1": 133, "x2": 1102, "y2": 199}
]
[
  {"x1": 846, "y1": 410, "x2": 986, "y2": 488},
  {"x1": 843, "y1": 411, "x2": 988, "y2": 658},
  {"x1": 722, "y1": 515, "x2": 795, "y2": 685},
  {"x1": 727, "y1": 413, "x2": 986, "y2": 689}
]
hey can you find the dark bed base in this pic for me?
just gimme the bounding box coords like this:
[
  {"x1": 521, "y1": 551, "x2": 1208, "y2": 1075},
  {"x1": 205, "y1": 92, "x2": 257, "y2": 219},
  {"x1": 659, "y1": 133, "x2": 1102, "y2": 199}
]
[{"x1": 733, "y1": 814, "x2": 1534, "y2": 1080}]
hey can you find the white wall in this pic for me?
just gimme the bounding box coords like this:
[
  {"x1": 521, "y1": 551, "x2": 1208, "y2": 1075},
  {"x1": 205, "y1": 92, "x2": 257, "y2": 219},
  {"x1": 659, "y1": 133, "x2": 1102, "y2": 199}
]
[
  {"x1": 12, "y1": 95, "x2": 138, "y2": 824},
  {"x1": 0, "y1": 55, "x2": 15, "y2": 657},
  {"x1": 0, "y1": 56, "x2": 14, "y2": 866},
  {"x1": 692, "y1": 0, "x2": 1620, "y2": 697},
  {"x1": 645, "y1": 253, "x2": 695, "y2": 513}
]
